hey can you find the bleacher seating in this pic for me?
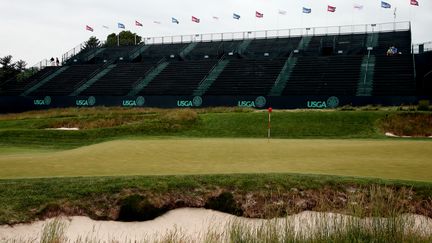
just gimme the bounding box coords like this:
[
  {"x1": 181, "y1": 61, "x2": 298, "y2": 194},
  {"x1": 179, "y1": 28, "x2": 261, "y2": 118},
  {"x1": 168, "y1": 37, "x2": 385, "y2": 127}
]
[
  {"x1": 373, "y1": 55, "x2": 416, "y2": 96},
  {"x1": 244, "y1": 37, "x2": 301, "y2": 58},
  {"x1": 0, "y1": 28, "x2": 418, "y2": 99},
  {"x1": 137, "y1": 43, "x2": 189, "y2": 61},
  {"x1": 187, "y1": 41, "x2": 242, "y2": 60},
  {"x1": 93, "y1": 46, "x2": 136, "y2": 63},
  {"x1": 0, "y1": 67, "x2": 58, "y2": 96},
  {"x1": 138, "y1": 60, "x2": 217, "y2": 95},
  {"x1": 282, "y1": 56, "x2": 363, "y2": 95},
  {"x1": 81, "y1": 63, "x2": 156, "y2": 96},
  {"x1": 29, "y1": 65, "x2": 103, "y2": 96},
  {"x1": 375, "y1": 31, "x2": 411, "y2": 55},
  {"x1": 205, "y1": 59, "x2": 286, "y2": 96}
]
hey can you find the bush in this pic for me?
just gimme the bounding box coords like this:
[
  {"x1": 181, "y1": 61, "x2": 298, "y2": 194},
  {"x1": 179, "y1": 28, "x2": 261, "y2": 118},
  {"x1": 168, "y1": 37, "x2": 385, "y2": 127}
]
[{"x1": 418, "y1": 100, "x2": 430, "y2": 111}]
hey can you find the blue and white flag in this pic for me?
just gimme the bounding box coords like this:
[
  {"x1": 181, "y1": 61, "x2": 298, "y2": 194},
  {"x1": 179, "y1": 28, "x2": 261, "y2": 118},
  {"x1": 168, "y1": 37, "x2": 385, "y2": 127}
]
[
  {"x1": 233, "y1": 13, "x2": 241, "y2": 20},
  {"x1": 302, "y1": 7, "x2": 312, "y2": 14},
  {"x1": 118, "y1": 23, "x2": 125, "y2": 29},
  {"x1": 172, "y1": 17, "x2": 179, "y2": 24},
  {"x1": 381, "y1": 1, "x2": 391, "y2": 8}
]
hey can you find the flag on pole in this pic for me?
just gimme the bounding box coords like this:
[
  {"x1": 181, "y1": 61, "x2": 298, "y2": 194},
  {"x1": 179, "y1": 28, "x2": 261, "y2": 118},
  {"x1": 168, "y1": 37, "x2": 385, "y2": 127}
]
[
  {"x1": 233, "y1": 13, "x2": 241, "y2": 20},
  {"x1": 118, "y1": 23, "x2": 125, "y2": 29},
  {"x1": 302, "y1": 7, "x2": 312, "y2": 14},
  {"x1": 410, "y1": 0, "x2": 419, "y2": 6},
  {"x1": 192, "y1": 16, "x2": 200, "y2": 23},
  {"x1": 381, "y1": 1, "x2": 391, "y2": 8},
  {"x1": 86, "y1": 25, "x2": 94, "y2": 32},
  {"x1": 353, "y1": 4, "x2": 364, "y2": 10},
  {"x1": 172, "y1": 17, "x2": 179, "y2": 24},
  {"x1": 327, "y1": 5, "x2": 336, "y2": 12},
  {"x1": 213, "y1": 16, "x2": 219, "y2": 20},
  {"x1": 153, "y1": 21, "x2": 161, "y2": 24},
  {"x1": 256, "y1": 11, "x2": 264, "y2": 18},
  {"x1": 102, "y1": 25, "x2": 109, "y2": 29},
  {"x1": 278, "y1": 10, "x2": 287, "y2": 15},
  {"x1": 135, "y1": 20, "x2": 143, "y2": 27}
]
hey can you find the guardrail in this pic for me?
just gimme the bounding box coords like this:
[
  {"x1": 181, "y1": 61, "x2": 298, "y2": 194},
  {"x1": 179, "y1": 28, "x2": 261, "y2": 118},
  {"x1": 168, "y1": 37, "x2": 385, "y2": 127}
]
[
  {"x1": 31, "y1": 21, "x2": 410, "y2": 71},
  {"x1": 142, "y1": 21, "x2": 410, "y2": 45},
  {"x1": 412, "y1": 41, "x2": 432, "y2": 54}
]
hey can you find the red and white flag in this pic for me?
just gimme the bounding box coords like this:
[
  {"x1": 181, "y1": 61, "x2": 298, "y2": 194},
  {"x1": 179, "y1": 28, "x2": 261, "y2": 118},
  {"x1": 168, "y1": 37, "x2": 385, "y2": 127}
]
[
  {"x1": 256, "y1": 11, "x2": 264, "y2": 18},
  {"x1": 135, "y1": 20, "x2": 143, "y2": 27},
  {"x1": 153, "y1": 21, "x2": 161, "y2": 24},
  {"x1": 410, "y1": 0, "x2": 419, "y2": 6},
  {"x1": 327, "y1": 5, "x2": 336, "y2": 12},
  {"x1": 86, "y1": 25, "x2": 94, "y2": 32},
  {"x1": 192, "y1": 16, "x2": 200, "y2": 23},
  {"x1": 213, "y1": 16, "x2": 219, "y2": 20}
]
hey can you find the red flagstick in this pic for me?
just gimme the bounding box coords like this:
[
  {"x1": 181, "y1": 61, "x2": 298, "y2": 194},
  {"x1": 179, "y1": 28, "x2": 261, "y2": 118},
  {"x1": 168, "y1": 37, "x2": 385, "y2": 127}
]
[{"x1": 268, "y1": 107, "x2": 272, "y2": 141}]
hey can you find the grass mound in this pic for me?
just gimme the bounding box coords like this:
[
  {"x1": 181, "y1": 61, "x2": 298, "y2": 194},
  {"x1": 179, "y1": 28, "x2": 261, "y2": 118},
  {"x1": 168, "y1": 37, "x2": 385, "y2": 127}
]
[{"x1": 380, "y1": 112, "x2": 432, "y2": 137}]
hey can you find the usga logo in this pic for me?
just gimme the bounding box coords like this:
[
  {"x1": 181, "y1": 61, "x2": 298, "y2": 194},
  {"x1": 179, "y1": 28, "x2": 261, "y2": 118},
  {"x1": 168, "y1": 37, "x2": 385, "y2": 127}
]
[
  {"x1": 307, "y1": 96, "x2": 339, "y2": 109},
  {"x1": 238, "y1": 96, "x2": 267, "y2": 108},
  {"x1": 177, "y1": 96, "x2": 202, "y2": 107},
  {"x1": 76, "y1": 96, "x2": 96, "y2": 106},
  {"x1": 122, "y1": 96, "x2": 145, "y2": 107},
  {"x1": 34, "y1": 96, "x2": 51, "y2": 106}
]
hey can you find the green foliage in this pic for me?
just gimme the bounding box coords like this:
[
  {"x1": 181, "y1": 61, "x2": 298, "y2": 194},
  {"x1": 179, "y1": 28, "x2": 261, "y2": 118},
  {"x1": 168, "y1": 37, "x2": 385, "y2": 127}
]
[
  {"x1": 0, "y1": 55, "x2": 27, "y2": 83},
  {"x1": 82, "y1": 36, "x2": 101, "y2": 50},
  {"x1": 105, "y1": 31, "x2": 142, "y2": 47},
  {"x1": 418, "y1": 100, "x2": 431, "y2": 111}
]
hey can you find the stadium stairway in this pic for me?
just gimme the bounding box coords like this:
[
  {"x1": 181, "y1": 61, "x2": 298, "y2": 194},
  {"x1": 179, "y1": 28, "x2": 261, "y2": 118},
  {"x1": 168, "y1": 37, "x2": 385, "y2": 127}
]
[
  {"x1": 179, "y1": 42, "x2": 198, "y2": 59},
  {"x1": 129, "y1": 45, "x2": 151, "y2": 61},
  {"x1": 128, "y1": 60, "x2": 169, "y2": 96},
  {"x1": 281, "y1": 56, "x2": 363, "y2": 96},
  {"x1": 71, "y1": 64, "x2": 117, "y2": 96},
  {"x1": 268, "y1": 53, "x2": 297, "y2": 96},
  {"x1": 205, "y1": 59, "x2": 286, "y2": 96},
  {"x1": 26, "y1": 65, "x2": 104, "y2": 96},
  {"x1": 0, "y1": 67, "x2": 58, "y2": 96},
  {"x1": 21, "y1": 66, "x2": 69, "y2": 96},
  {"x1": 237, "y1": 39, "x2": 252, "y2": 55},
  {"x1": 193, "y1": 58, "x2": 230, "y2": 96},
  {"x1": 81, "y1": 62, "x2": 156, "y2": 96},
  {"x1": 137, "y1": 59, "x2": 217, "y2": 96},
  {"x1": 356, "y1": 55, "x2": 376, "y2": 96}
]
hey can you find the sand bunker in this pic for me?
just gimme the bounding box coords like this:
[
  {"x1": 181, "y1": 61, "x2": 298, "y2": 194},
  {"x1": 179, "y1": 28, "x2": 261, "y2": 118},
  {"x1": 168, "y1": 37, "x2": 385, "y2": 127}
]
[
  {"x1": 45, "y1": 127, "x2": 80, "y2": 131},
  {"x1": 1, "y1": 208, "x2": 431, "y2": 242}
]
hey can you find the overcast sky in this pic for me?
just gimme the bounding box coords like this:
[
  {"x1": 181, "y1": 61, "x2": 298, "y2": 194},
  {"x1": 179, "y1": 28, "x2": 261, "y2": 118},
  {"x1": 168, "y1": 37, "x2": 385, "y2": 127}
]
[{"x1": 0, "y1": 0, "x2": 431, "y2": 66}]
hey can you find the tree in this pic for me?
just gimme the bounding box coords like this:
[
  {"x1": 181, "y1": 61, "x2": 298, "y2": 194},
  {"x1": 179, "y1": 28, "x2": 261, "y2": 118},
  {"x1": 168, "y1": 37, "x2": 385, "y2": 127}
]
[
  {"x1": 105, "y1": 31, "x2": 142, "y2": 47},
  {"x1": 83, "y1": 36, "x2": 101, "y2": 50},
  {"x1": 0, "y1": 56, "x2": 28, "y2": 83}
]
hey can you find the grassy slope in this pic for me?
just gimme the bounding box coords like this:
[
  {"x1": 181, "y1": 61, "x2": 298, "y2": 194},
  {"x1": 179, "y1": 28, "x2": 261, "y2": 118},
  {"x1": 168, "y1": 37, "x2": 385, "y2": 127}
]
[
  {"x1": 0, "y1": 109, "x2": 386, "y2": 149},
  {"x1": 0, "y1": 138, "x2": 431, "y2": 181},
  {"x1": 1, "y1": 173, "x2": 432, "y2": 225}
]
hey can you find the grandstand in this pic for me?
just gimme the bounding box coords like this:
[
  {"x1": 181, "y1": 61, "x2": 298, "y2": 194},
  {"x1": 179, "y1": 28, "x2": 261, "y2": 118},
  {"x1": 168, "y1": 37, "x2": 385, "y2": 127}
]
[{"x1": 0, "y1": 21, "x2": 429, "y2": 111}]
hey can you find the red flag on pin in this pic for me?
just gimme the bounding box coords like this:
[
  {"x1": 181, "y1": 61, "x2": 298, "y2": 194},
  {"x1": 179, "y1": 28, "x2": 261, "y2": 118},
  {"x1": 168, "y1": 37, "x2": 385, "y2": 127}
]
[
  {"x1": 192, "y1": 16, "x2": 200, "y2": 23},
  {"x1": 327, "y1": 5, "x2": 336, "y2": 12},
  {"x1": 86, "y1": 25, "x2": 94, "y2": 32}
]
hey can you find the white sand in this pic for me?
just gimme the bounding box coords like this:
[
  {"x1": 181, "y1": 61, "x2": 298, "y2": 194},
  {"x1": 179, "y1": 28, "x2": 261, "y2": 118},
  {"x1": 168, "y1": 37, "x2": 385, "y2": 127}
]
[
  {"x1": 45, "y1": 127, "x2": 79, "y2": 131},
  {"x1": 1, "y1": 208, "x2": 431, "y2": 242}
]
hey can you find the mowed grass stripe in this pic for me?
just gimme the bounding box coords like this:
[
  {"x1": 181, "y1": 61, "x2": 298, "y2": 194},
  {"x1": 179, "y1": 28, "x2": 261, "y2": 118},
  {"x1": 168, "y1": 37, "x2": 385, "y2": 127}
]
[{"x1": 0, "y1": 138, "x2": 431, "y2": 181}]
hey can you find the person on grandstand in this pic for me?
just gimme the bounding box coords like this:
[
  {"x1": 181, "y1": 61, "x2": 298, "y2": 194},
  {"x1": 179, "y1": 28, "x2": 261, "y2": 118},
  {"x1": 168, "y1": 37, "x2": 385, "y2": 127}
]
[{"x1": 386, "y1": 47, "x2": 393, "y2": 56}]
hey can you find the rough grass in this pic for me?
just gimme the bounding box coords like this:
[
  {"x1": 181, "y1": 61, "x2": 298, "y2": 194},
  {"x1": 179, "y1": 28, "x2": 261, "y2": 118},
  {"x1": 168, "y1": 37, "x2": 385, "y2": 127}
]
[
  {"x1": 0, "y1": 174, "x2": 432, "y2": 225},
  {"x1": 379, "y1": 112, "x2": 432, "y2": 136}
]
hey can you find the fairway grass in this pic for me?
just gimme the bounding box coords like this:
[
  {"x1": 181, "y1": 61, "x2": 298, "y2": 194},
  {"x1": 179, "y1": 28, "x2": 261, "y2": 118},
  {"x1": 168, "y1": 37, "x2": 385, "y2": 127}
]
[{"x1": 1, "y1": 138, "x2": 431, "y2": 181}]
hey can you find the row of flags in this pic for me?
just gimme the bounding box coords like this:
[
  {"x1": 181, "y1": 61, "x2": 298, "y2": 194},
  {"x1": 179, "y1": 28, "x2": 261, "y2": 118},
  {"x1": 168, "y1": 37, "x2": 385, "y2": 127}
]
[{"x1": 85, "y1": 1, "x2": 421, "y2": 32}]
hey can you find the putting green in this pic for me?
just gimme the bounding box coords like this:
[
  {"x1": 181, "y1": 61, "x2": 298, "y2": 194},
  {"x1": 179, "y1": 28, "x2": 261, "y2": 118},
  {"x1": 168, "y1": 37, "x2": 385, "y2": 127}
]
[{"x1": 0, "y1": 138, "x2": 431, "y2": 181}]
